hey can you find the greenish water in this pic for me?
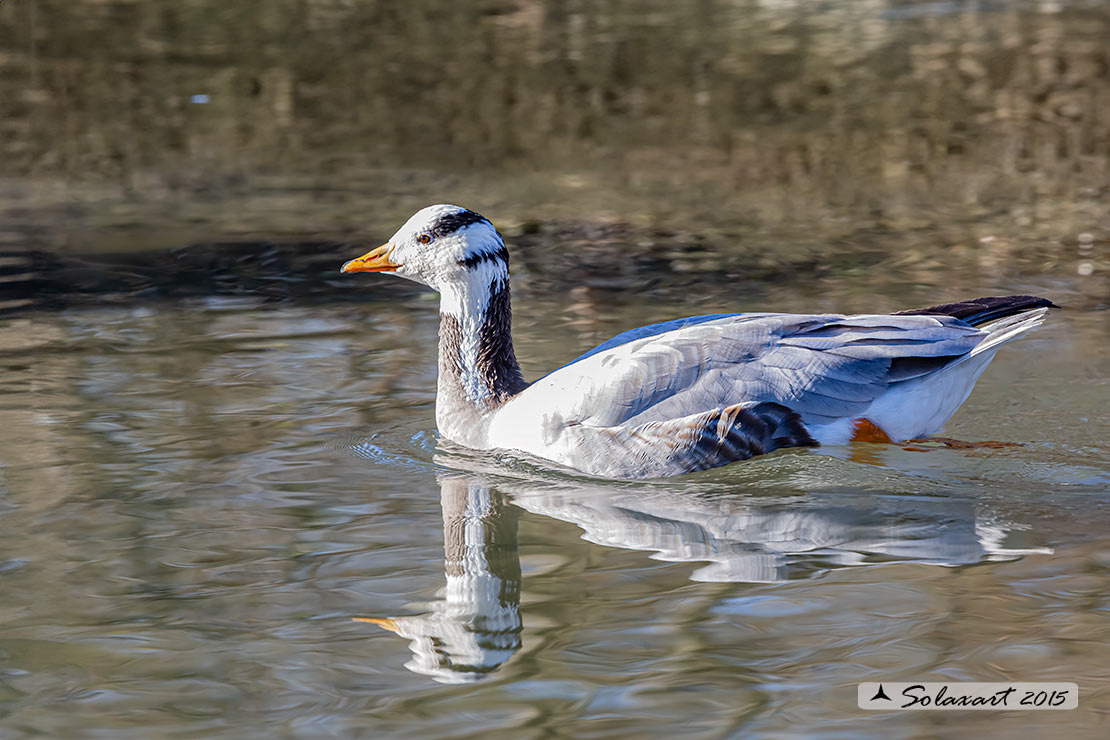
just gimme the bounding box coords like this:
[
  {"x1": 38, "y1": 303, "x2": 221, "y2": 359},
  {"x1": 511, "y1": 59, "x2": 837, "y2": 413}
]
[
  {"x1": 0, "y1": 291, "x2": 1107, "y2": 738},
  {"x1": 1, "y1": 1, "x2": 1109, "y2": 738}
]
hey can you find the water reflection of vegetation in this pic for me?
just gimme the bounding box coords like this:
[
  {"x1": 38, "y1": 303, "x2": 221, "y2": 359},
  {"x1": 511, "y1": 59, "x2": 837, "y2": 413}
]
[{"x1": 2, "y1": 0, "x2": 1107, "y2": 269}]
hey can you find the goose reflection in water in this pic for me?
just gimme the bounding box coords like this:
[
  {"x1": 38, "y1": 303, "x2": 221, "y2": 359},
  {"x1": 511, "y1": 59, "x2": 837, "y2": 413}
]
[
  {"x1": 358, "y1": 474, "x2": 522, "y2": 684},
  {"x1": 361, "y1": 467, "x2": 1049, "y2": 682}
]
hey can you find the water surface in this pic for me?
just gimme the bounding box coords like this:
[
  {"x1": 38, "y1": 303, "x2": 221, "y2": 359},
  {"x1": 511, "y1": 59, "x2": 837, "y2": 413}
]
[{"x1": 0, "y1": 287, "x2": 1107, "y2": 738}]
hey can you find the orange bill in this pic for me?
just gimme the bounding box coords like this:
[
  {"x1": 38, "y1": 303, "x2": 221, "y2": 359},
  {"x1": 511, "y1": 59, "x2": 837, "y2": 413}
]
[
  {"x1": 341, "y1": 243, "x2": 399, "y2": 273},
  {"x1": 353, "y1": 617, "x2": 401, "y2": 633}
]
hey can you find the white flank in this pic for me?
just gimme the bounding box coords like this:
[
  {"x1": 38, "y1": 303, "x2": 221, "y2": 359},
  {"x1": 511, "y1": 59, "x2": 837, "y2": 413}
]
[{"x1": 812, "y1": 308, "x2": 1049, "y2": 444}]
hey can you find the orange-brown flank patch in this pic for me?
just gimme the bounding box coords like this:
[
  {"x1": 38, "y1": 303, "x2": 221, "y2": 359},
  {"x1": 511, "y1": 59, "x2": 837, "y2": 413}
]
[{"x1": 850, "y1": 418, "x2": 894, "y2": 444}]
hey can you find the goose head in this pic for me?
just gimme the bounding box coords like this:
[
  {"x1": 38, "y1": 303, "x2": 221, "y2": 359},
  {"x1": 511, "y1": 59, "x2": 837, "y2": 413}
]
[
  {"x1": 341, "y1": 204, "x2": 527, "y2": 433},
  {"x1": 340, "y1": 204, "x2": 508, "y2": 295}
]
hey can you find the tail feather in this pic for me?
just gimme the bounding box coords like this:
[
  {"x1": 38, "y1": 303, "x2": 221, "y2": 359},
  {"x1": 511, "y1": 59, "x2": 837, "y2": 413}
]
[
  {"x1": 967, "y1": 307, "x2": 1049, "y2": 359},
  {"x1": 865, "y1": 306, "x2": 1050, "y2": 441}
]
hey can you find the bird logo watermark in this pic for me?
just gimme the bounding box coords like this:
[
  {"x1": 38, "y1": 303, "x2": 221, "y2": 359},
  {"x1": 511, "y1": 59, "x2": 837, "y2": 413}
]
[{"x1": 859, "y1": 683, "x2": 1077, "y2": 710}]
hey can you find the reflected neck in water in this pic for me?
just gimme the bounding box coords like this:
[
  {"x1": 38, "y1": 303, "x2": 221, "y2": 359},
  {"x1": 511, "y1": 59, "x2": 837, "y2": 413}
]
[{"x1": 367, "y1": 474, "x2": 523, "y2": 684}]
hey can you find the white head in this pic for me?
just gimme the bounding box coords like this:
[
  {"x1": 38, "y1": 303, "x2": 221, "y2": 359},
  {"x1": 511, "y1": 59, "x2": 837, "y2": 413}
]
[
  {"x1": 342, "y1": 205, "x2": 525, "y2": 417},
  {"x1": 341, "y1": 205, "x2": 509, "y2": 304}
]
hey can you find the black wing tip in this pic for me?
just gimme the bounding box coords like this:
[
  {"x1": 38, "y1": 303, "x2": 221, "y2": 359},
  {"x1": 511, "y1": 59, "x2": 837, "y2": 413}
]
[
  {"x1": 990, "y1": 295, "x2": 1060, "y2": 310},
  {"x1": 895, "y1": 295, "x2": 1059, "y2": 326}
]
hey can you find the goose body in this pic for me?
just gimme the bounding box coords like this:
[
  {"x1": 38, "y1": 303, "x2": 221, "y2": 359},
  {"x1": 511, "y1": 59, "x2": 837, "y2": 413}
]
[{"x1": 342, "y1": 205, "x2": 1054, "y2": 479}]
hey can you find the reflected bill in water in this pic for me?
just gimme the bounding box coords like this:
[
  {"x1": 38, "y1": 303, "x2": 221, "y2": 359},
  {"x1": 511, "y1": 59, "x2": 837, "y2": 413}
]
[
  {"x1": 357, "y1": 474, "x2": 522, "y2": 684},
  {"x1": 360, "y1": 466, "x2": 1050, "y2": 683}
]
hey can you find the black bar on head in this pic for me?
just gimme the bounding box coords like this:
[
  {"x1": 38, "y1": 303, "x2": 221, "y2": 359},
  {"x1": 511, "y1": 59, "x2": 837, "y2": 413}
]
[
  {"x1": 458, "y1": 245, "x2": 509, "y2": 270},
  {"x1": 430, "y1": 209, "x2": 488, "y2": 239}
]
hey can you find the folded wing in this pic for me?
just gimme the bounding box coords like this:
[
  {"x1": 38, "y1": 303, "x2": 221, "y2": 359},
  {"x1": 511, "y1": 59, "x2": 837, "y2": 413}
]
[{"x1": 511, "y1": 312, "x2": 984, "y2": 428}]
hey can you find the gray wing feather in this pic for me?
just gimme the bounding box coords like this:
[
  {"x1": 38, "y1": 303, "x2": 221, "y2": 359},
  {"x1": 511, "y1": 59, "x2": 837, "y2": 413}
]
[
  {"x1": 568, "y1": 402, "x2": 817, "y2": 479},
  {"x1": 529, "y1": 313, "x2": 983, "y2": 428}
]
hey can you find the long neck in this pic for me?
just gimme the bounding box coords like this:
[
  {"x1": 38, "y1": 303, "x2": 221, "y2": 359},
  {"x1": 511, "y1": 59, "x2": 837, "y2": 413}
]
[{"x1": 436, "y1": 268, "x2": 527, "y2": 443}]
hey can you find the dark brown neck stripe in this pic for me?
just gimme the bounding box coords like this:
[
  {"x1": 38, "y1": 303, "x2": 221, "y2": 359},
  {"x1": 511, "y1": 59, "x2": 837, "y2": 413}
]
[{"x1": 438, "y1": 277, "x2": 528, "y2": 409}]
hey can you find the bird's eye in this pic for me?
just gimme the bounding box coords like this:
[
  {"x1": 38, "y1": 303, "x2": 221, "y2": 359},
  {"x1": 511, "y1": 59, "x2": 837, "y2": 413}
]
[{"x1": 417, "y1": 233, "x2": 433, "y2": 244}]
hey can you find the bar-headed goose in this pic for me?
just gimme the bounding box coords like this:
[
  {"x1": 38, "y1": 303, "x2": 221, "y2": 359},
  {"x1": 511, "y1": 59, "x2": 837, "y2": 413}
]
[{"x1": 342, "y1": 204, "x2": 1054, "y2": 479}]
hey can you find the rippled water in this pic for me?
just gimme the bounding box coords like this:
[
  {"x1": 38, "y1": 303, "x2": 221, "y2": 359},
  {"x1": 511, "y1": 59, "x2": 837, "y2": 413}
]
[{"x1": 0, "y1": 287, "x2": 1107, "y2": 738}]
